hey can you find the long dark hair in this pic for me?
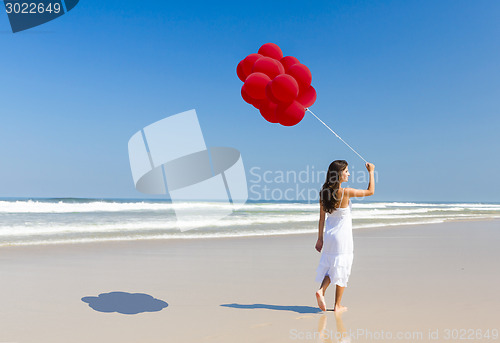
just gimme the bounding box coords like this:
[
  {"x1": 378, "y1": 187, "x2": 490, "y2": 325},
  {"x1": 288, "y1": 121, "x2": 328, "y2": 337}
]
[{"x1": 319, "y1": 160, "x2": 348, "y2": 213}]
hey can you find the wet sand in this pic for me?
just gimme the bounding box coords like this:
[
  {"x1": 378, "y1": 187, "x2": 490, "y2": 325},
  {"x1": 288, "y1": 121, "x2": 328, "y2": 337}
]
[{"x1": 0, "y1": 219, "x2": 499, "y2": 342}]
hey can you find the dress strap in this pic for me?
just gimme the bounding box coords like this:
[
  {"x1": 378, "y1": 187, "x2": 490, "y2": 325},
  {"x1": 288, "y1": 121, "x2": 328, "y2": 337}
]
[{"x1": 338, "y1": 188, "x2": 345, "y2": 208}]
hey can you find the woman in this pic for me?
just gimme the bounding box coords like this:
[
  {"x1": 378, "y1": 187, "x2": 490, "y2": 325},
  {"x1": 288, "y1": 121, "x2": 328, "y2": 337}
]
[{"x1": 315, "y1": 160, "x2": 375, "y2": 312}]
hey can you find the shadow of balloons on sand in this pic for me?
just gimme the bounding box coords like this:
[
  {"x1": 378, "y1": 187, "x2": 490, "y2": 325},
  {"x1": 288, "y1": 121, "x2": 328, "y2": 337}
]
[
  {"x1": 220, "y1": 303, "x2": 322, "y2": 314},
  {"x1": 82, "y1": 291, "x2": 168, "y2": 315}
]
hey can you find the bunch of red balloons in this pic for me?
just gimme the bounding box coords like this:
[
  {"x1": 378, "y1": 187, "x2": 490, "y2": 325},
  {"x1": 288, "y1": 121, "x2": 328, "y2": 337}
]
[{"x1": 237, "y1": 43, "x2": 316, "y2": 126}]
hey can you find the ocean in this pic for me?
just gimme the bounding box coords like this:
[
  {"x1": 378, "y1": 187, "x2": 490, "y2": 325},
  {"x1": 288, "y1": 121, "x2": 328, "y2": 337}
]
[{"x1": 1, "y1": 198, "x2": 499, "y2": 247}]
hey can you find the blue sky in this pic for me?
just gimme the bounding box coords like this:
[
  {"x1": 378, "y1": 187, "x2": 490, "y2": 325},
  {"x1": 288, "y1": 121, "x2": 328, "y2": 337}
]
[{"x1": 0, "y1": 0, "x2": 498, "y2": 202}]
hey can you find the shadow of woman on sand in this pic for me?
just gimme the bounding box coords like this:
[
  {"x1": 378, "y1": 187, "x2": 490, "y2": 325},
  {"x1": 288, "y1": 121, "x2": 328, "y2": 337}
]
[{"x1": 220, "y1": 303, "x2": 322, "y2": 314}]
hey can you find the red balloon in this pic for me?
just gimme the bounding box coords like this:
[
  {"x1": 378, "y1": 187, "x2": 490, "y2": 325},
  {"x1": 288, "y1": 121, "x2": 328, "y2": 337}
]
[
  {"x1": 276, "y1": 101, "x2": 306, "y2": 126},
  {"x1": 270, "y1": 74, "x2": 299, "y2": 103},
  {"x1": 265, "y1": 81, "x2": 281, "y2": 104},
  {"x1": 241, "y1": 53, "x2": 263, "y2": 78},
  {"x1": 277, "y1": 61, "x2": 285, "y2": 74},
  {"x1": 241, "y1": 86, "x2": 256, "y2": 104},
  {"x1": 258, "y1": 43, "x2": 283, "y2": 60},
  {"x1": 297, "y1": 86, "x2": 317, "y2": 108},
  {"x1": 259, "y1": 99, "x2": 278, "y2": 123},
  {"x1": 286, "y1": 63, "x2": 312, "y2": 91},
  {"x1": 236, "y1": 60, "x2": 246, "y2": 82},
  {"x1": 243, "y1": 72, "x2": 271, "y2": 100},
  {"x1": 252, "y1": 57, "x2": 284, "y2": 79},
  {"x1": 280, "y1": 56, "x2": 300, "y2": 71},
  {"x1": 252, "y1": 99, "x2": 264, "y2": 109},
  {"x1": 241, "y1": 86, "x2": 264, "y2": 109}
]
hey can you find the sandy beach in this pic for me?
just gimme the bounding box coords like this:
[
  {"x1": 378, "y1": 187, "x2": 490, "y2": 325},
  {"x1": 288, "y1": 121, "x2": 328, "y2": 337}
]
[{"x1": 0, "y1": 219, "x2": 499, "y2": 343}]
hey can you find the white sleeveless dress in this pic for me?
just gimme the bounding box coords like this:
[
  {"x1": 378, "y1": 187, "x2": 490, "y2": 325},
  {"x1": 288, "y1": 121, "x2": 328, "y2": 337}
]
[{"x1": 315, "y1": 188, "x2": 354, "y2": 287}]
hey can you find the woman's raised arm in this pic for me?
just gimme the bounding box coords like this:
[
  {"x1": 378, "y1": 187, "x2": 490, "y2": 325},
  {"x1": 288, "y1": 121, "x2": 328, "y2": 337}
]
[{"x1": 345, "y1": 162, "x2": 375, "y2": 198}]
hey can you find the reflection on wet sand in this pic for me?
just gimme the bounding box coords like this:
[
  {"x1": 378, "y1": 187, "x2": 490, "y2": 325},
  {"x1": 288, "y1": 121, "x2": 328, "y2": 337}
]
[{"x1": 317, "y1": 312, "x2": 351, "y2": 343}]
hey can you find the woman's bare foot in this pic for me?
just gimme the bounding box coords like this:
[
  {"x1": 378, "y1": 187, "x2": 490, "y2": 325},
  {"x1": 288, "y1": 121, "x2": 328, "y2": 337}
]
[
  {"x1": 334, "y1": 304, "x2": 348, "y2": 313},
  {"x1": 315, "y1": 290, "x2": 326, "y2": 311}
]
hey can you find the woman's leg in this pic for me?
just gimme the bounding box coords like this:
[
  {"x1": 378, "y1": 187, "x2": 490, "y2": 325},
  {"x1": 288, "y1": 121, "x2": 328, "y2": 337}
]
[
  {"x1": 315, "y1": 275, "x2": 331, "y2": 311},
  {"x1": 334, "y1": 255, "x2": 352, "y2": 312},
  {"x1": 334, "y1": 284, "x2": 348, "y2": 312},
  {"x1": 320, "y1": 275, "x2": 331, "y2": 292}
]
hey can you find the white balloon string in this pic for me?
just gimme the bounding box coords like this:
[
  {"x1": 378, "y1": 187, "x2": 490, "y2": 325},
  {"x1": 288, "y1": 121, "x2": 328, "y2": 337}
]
[{"x1": 306, "y1": 108, "x2": 369, "y2": 164}]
